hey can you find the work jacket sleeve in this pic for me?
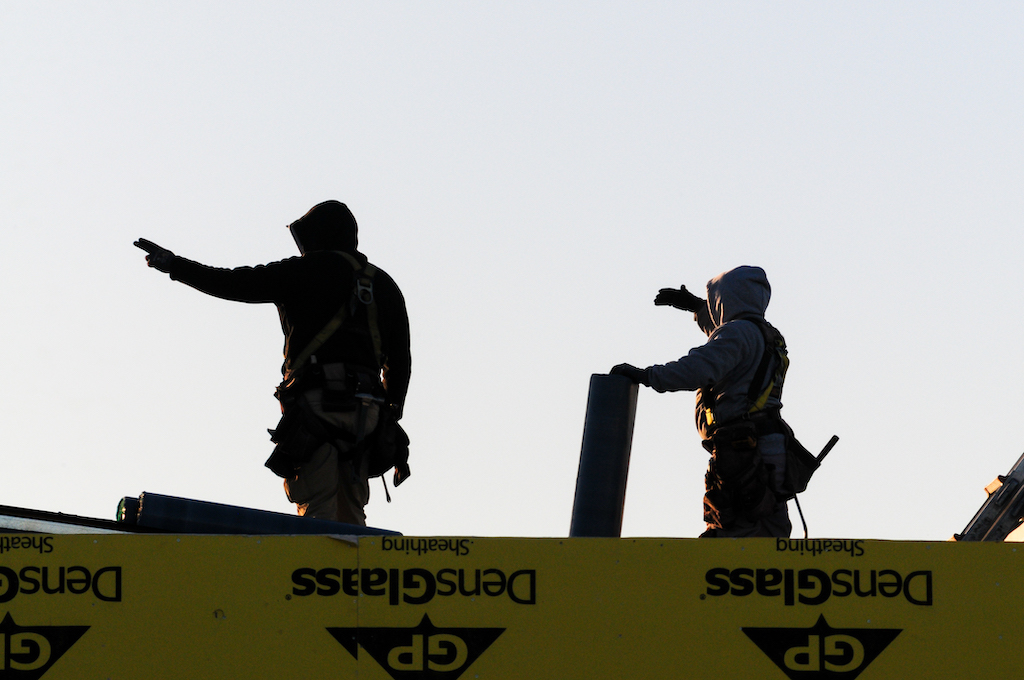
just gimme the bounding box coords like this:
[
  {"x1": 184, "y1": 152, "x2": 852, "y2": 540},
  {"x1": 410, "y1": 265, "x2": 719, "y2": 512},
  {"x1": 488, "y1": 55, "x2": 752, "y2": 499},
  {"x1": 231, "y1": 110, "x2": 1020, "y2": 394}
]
[
  {"x1": 374, "y1": 269, "x2": 412, "y2": 416},
  {"x1": 167, "y1": 256, "x2": 302, "y2": 303},
  {"x1": 695, "y1": 305, "x2": 715, "y2": 337},
  {"x1": 647, "y1": 321, "x2": 761, "y2": 394}
]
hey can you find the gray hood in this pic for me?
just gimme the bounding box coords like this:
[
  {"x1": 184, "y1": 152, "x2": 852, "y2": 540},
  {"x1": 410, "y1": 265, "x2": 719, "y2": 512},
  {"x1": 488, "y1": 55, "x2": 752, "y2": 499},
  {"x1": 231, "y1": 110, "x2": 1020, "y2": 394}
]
[{"x1": 706, "y1": 265, "x2": 771, "y2": 328}]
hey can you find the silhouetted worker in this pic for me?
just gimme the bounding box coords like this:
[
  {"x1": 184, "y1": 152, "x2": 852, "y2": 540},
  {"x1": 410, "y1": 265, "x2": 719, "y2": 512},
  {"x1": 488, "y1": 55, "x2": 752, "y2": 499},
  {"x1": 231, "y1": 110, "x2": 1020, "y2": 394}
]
[
  {"x1": 612, "y1": 266, "x2": 792, "y2": 538},
  {"x1": 136, "y1": 200, "x2": 411, "y2": 526}
]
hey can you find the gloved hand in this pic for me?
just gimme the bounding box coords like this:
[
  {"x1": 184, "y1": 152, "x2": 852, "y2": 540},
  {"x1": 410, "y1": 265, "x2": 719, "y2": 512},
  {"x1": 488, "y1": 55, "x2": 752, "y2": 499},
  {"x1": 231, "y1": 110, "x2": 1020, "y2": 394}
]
[
  {"x1": 654, "y1": 285, "x2": 704, "y2": 312},
  {"x1": 610, "y1": 363, "x2": 651, "y2": 386},
  {"x1": 134, "y1": 238, "x2": 175, "y2": 273}
]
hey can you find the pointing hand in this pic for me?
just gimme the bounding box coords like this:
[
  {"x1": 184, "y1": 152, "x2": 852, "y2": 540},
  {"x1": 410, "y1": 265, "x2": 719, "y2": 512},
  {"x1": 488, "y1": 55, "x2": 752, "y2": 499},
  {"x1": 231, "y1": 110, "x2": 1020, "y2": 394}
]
[{"x1": 134, "y1": 238, "x2": 175, "y2": 273}]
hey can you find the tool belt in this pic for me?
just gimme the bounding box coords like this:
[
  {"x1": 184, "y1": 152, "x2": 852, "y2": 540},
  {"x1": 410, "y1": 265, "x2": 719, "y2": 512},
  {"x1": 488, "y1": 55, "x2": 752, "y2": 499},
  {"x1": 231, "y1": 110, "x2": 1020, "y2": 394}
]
[
  {"x1": 265, "y1": 362, "x2": 410, "y2": 486},
  {"x1": 275, "y1": 362, "x2": 385, "y2": 411},
  {"x1": 703, "y1": 410, "x2": 818, "y2": 503},
  {"x1": 703, "y1": 410, "x2": 785, "y2": 452},
  {"x1": 265, "y1": 362, "x2": 385, "y2": 478}
]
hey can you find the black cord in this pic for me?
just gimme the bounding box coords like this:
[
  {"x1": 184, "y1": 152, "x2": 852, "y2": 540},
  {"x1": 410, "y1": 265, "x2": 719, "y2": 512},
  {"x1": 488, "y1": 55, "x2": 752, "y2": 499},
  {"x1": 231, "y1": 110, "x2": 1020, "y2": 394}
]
[
  {"x1": 794, "y1": 495, "x2": 809, "y2": 539},
  {"x1": 791, "y1": 433, "x2": 838, "y2": 540}
]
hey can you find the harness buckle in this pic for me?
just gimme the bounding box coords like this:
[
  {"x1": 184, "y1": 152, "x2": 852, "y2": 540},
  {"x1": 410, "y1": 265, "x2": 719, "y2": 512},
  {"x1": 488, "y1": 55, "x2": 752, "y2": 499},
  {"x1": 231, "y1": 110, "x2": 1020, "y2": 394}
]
[{"x1": 356, "y1": 278, "x2": 374, "y2": 304}]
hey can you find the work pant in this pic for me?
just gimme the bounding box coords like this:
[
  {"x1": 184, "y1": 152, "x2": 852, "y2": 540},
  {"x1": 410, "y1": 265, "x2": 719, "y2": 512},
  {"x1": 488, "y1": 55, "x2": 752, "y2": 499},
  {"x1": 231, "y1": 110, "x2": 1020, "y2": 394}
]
[
  {"x1": 282, "y1": 388, "x2": 380, "y2": 527},
  {"x1": 702, "y1": 433, "x2": 792, "y2": 538}
]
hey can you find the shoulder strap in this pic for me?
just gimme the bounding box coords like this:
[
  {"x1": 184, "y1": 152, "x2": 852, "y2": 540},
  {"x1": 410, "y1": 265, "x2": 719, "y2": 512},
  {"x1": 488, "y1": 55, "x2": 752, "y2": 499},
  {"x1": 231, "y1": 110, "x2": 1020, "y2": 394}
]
[
  {"x1": 745, "y1": 319, "x2": 788, "y2": 413},
  {"x1": 357, "y1": 264, "x2": 383, "y2": 369},
  {"x1": 338, "y1": 252, "x2": 383, "y2": 368},
  {"x1": 286, "y1": 304, "x2": 350, "y2": 383}
]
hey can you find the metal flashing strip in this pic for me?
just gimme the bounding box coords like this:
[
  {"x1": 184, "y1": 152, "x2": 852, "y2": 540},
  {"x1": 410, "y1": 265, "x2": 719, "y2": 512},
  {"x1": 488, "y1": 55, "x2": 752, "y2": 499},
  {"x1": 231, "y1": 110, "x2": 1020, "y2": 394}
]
[
  {"x1": 0, "y1": 515, "x2": 125, "y2": 534},
  {"x1": 0, "y1": 504, "x2": 143, "y2": 534}
]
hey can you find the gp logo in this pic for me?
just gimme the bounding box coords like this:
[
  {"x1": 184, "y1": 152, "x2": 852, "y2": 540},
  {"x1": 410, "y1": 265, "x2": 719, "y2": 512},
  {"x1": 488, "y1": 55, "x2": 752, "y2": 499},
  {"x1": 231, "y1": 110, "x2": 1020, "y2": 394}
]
[
  {"x1": 743, "y1": 615, "x2": 901, "y2": 679},
  {"x1": 328, "y1": 615, "x2": 504, "y2": 680},
  {"x1": 0, "y1": 613, "x2": 88, "y2": 680}
]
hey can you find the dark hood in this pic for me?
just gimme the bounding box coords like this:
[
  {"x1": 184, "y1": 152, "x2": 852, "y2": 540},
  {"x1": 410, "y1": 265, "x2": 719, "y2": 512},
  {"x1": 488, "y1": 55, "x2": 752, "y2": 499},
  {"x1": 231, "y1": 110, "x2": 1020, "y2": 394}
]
[
  {"x1": 289, "y1": 200, "x2": 358, "y2": 254},
  {"x1": 705, "y1": 265, "x2": 771, "y2": 328}
]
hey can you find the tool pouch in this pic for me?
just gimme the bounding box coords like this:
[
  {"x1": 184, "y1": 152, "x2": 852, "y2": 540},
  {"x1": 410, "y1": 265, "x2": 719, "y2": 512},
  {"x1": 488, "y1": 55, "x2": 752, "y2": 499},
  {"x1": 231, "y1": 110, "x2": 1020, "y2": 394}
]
[
  {"x1": 364, "y1": 404, "x2": 411, "y2": 484},
  {"x1": 264, "y1": 402, "x2": 330, "y2": 478},
  {"x1": 779, "y1": 426, "x2": 820, "y2": 500}
]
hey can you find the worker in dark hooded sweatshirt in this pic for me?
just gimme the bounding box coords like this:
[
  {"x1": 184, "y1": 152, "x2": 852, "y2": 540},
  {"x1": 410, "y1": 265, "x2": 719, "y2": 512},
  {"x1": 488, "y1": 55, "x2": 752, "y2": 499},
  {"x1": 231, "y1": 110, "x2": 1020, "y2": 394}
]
[
  {"x1": 612, "y1": 265, "x2": 792, "y2": 538},
  {"x1": 136, "y1": 200, "x2": 411, "y2": 527}
]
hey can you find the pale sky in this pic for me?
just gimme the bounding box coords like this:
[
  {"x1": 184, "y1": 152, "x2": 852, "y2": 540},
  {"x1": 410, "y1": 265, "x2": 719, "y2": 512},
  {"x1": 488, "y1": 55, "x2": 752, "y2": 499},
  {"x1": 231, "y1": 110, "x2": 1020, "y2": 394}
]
[{"x1": 1, "y1": 2, "x2": 1022, "y2": 540}]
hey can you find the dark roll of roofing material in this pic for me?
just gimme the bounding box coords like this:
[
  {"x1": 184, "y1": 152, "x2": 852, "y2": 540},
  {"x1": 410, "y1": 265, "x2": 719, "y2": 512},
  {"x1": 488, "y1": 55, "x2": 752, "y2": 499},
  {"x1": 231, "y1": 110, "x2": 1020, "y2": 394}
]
[
  {"x1": 569, "y1": 374, "x2": 639, "y2": 538},
  {"x1": 120, "y1": 492, "x2": 400, "y2": 536}
]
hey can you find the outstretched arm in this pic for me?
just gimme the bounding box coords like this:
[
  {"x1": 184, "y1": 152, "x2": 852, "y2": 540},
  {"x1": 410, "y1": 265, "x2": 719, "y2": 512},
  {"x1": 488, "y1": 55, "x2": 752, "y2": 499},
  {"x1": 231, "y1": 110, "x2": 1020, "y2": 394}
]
[{"x1": 135, "y1": 237, "x2": 296, "y2": 303}]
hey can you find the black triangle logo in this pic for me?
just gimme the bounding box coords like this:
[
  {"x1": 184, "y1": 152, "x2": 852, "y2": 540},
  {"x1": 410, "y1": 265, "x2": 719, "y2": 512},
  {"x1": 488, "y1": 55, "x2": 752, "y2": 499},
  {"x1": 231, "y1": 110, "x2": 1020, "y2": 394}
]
[
  {"x1": 743, "y1": 615, "x2": 901, "y2": 679},
  {"x1": 0, "y1": 612, "x2": 89, "y2": 680},
  {"x1": 328, "y1": 614, "x2": 504, "y2": 680}
]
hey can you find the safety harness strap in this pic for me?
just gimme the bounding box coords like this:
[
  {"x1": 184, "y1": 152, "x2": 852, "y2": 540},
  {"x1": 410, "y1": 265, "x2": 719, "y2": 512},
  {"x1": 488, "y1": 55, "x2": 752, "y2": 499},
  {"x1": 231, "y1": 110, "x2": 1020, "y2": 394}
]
[
  {"x1": 702, "y1": 318, "x2": 788, "y2": 428},
  {"x1": 745, "y1": 319, "x2": 788, "y2": 414},
  {"x1": 285, "y1": 252, "x2": 383, "y2": 383},
  {"x1": 336, "y1": 251, "x2": 383, "y2": 368}
]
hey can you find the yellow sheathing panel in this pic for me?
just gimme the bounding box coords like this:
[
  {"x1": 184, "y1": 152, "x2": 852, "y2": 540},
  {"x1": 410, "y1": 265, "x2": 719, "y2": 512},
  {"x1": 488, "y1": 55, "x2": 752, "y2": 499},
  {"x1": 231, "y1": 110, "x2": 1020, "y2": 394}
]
[{"x1": 0, "y1": 534, "x2": 1018, "y2": 679}]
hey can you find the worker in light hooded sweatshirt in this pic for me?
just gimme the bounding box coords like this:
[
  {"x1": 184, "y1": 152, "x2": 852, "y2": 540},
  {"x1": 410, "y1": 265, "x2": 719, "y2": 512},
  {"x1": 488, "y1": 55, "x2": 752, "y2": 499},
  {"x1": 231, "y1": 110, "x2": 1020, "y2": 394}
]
[{"x1": 612, "y1": 265, "x2": 792, "y2": 538}]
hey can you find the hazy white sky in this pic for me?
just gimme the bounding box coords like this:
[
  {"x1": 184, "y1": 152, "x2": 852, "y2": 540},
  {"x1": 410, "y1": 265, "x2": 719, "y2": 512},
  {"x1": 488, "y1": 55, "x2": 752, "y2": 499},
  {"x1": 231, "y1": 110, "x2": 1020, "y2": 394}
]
[{"x1": 1, "y1": 2, "x2": 1022, "y2": 540}]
